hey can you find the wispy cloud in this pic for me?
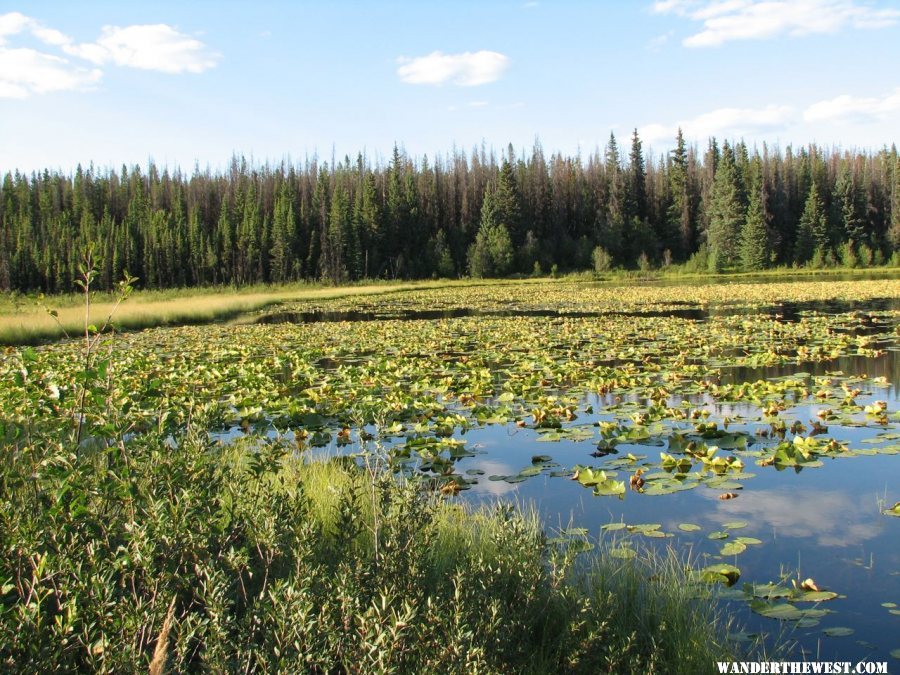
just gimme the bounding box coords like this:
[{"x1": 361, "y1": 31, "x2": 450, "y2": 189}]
[
  {"x1": 397, "y1": 50, "x2": 510, "y2": 86},
  {"x1": 804, "y1": 87, "x2": 900, "y2": 123},
  {"x1": 641, "y1": 103, "x2": 795, "y2": 144},
  {"x1": 647, "y1": 30, "x2": 674, "y2": 51},
  {"x1": 0, "y1": 11, "x2": 219, "y2": 99},
  {"x1": 652, "y1": 0, "x2": 900, "y2": 47}
]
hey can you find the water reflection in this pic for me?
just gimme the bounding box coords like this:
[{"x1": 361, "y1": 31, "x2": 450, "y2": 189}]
[{"x1": 699, "y1": 487, "x2": 886, "y2": 547}]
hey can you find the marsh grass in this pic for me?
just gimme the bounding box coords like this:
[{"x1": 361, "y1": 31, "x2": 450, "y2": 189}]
[
  {"x1": 0, "y1": 277, "x2": 554, "y2": 344},
  {"x1": 0, "y1": 421, "x2": 746, "y2": 673}
]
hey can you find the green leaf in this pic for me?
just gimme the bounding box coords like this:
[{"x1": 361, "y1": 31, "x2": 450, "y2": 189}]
[
  {"x1": 720, "y1": 541, "x2": 747, "y2": 556},
  {"x1": 750, "y1": 602, "x2": 803, "y2": 621},
  {"x1": 678, "y1": 523, "x2": 702, "y2": 532},
  {"x1": 722, "y1": 521, "x2": 748, "y2": 530},
  {"x1": 822, "y1": 627, "x2": 854, "y2": 637}
]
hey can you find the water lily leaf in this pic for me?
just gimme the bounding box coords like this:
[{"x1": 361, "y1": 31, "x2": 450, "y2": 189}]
[
  {"x1": 678, "y1": 523, "x2": 701, "y2": 532},
  {"x1": 750, "y1": 602, "x2": 803, "y2": 621},
  {"x1": 883, "y1": 502, "x2": 900, "y2": 517},
  {"x1": 882, "y1": 602, "x2": 897, "y2": 608},
  {"x1": 734, "y1": 537, "x2": 762, "y2": 545},
  {"x1": 697, "y1": 563, "x2": 741, "y2": 585},
  {"x1": 792, "y1": 591, "x2": 838, "y2": 602},
  {"x1": 746, "y1": 583, "x2": 792, "y2": 599},
  {"x1": 822, "y1": 627, "x2": 854, "y2": 637},
  {"x1": 708, "y1": 531, "x2": 729, "y2": 540},
  {"x1": 890, "y1": 649, "x2": 900, "y2": 660},
  {"x1": 610, "y1": 546, "x2": 636, "y2": 559},
  {"x1": 721, "y1": 541, "x2": 747, "y2": 556},
  {"x1": 593, "y1": 479, "x2": 626, "y2": 498},
  {"x1": 601, "y1": 523, "x2": 627, "y2": 531}
]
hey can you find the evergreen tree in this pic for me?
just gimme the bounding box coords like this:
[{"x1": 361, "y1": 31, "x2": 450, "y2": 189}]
[
  {"x1": 795, "y1": 181, "x2": 829, "y2": 263},
  {"x1": 706, "y1": 142, "x2": 743, "y2": 271},
  {"x1": 740, "y1": 160, "x2": 770, "y2": 271},
  {"x1": 467, "y1": 186, "x2": 514, "y2": 277},
  {"x1": 834, "y1": 166, "x2": 866, "y2": 246}
]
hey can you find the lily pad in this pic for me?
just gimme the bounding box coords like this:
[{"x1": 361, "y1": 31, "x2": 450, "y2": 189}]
[
  {"x1": 822, "y1": 627, "x2": 854, "y2": 637},
  {"x1": 678, "y1": 523, "x2": 702, "y2": 532},
  {"x1": 720, "y1": 541, "x2": 747, "y2": 556}
]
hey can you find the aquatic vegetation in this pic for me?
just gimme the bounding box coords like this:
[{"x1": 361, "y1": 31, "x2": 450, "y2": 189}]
[{"x1": 1, "y1": 276, "x2": 898, "y2": 664}]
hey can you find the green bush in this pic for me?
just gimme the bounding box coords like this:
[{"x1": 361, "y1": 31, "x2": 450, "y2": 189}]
[{"x1": 0, "y1": 424, "x2": 741, "y2": 673}]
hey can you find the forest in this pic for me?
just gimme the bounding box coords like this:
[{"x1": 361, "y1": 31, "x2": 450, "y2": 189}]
[{"x1": 1, "y1": 129, "x2": 899, "y2": 292}]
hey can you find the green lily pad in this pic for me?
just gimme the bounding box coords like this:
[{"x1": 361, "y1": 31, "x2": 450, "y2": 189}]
[
  {"x1": 734, "y1": 537, "x2": 762, "y2": 545},
  {"x1": 883, "y1": 502, "x2": 900, "y2": 517},
  {"x1": 822, "y1": 627, "x2": 854, "y2": 637},
  {"x1": 722, "y1": 521, "x2": 748, "y2": 530},
  {"x1": 697, "y1": 563, "x2": 741, "y2": 585},
  {"x1": 601, "y1": 523, "x2": 627, "y2": 531},
  {"x1": 610, "y1": 546, "x2": 636, "y2": 559},
  {"x1": 720, "y1": 541, "x2": 747, "y2": 556},
  {"x1": 678, "y1": 523, "x2": 702, "y2": 532},
  {"x1": 792, "y1": 590, "x2": 838, "y2": 602},
  {"x1": 708, "y1": 531, "x2": 729, "y2": 540},
  {"x1": 750, "y1": 601, "x2": 803, "y2": 621}
]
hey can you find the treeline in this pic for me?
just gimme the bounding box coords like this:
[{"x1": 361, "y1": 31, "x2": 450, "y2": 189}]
[{"x1": 1, "y1": 131, "x2": 899, "y2": 292}]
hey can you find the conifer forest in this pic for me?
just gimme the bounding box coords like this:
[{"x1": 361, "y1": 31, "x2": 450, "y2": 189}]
[{"x1": 2, "y1": 130, "x2": 900, "y2": 293}]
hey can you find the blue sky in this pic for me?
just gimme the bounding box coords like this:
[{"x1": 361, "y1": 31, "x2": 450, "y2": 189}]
[{"x1": 1, "y1": 0, "x2": 898, "y2": 174}]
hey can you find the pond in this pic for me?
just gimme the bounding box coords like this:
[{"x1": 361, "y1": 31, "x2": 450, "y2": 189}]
[
  {"x1": 245, "y1": 282, "x2": 900, "y2": 664},
  {"x1": 9, "y1": 277, "x2": 898, "y2": 664}
]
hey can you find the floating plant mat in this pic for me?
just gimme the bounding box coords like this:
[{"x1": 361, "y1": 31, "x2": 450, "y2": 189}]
[{"x1": 2, "y1": 277, "x2": 899, "y2": 663}]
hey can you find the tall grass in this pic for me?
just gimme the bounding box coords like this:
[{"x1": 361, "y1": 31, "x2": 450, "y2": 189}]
[{"x1": 0, "y1": 417, "x2": 748, "y2": 673}]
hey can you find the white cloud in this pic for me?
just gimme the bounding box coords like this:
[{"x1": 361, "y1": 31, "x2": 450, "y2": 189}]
[
  {"x1": 652, "y1": 0, "x2": 900, "y2": 47},
  {"x1": 641, "y1": 103, "x2": 795, "y2": 144},
  {"x1": 397, "y1": 50, "x2": 510, "y2": 86},
  {"x1": 804, "y1": 87, "x2": 900, "y2": 123},
  {"x1": 0, "y1": 12, "x2": 219, "y2": 99},
  {"x1": 65, "y1": 24, "x2": 220, "y2": 74},
  {"x1": 0, "y1": 47, "x2": 102, "y2": 98}
]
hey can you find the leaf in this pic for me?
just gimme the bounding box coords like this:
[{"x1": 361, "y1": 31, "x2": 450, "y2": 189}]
[
  {"x1": 720, "y1": 541, "x2": 747, "y2": 556},
  {"x1": 708, "y1": 531, "x2": 729, "y2": 540},
  {"x1": 697, "y1": 563, "x2": 741, "y2": 586},
  {"x1": 750, "y1": 601, "x2": 803, "y2": 621},
  {"x1": 792, "y1": 591, "x2": 838, "y2": 602},
  {"x1": 722, "y1": 521, "x2": 748, "y2": 530},
  {"x1": 822, "y1": 627, "x2": 854, "y2": 637},
  {"x1": 610, "y1": 546, "x2": 636, "y2": 559},
  {"x1": 678, "y1": 523, "x2": 701, "y2": 532},
  {"x1": 883, "y1": 502, "x2": 900, "y2": 517}
]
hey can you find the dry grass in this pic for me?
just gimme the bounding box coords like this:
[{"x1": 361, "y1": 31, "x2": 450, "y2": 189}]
[
  {"x1": 0, "y1": 277, "x2": 554, "y2": 345},
  {"x1": 0, "y1": 283, "x2": 415, "y2": 344}
]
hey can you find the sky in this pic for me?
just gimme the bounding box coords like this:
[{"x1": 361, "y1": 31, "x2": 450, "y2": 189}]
[{"x1": 1, "y1": 0, "x2": 898, "y2": 174}]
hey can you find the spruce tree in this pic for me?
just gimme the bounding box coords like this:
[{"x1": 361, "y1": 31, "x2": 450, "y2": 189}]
[
  {"x1": 740, "y1": 161, "x2": 770, "y2": 271},
  {"x1": 795, "y1": 181, "x2": 829, "y2": 263},
  {"x1": 706, "y1": 142, "x2": 743, "y2": 271}
]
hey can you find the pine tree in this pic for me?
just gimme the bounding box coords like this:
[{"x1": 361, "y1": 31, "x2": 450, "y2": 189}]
[
  {"x1": 795, "y1": 181, "x2": 829, "y2": 263},
  {"x1": 667, "y1": 128, "x2": 693, "y2": 259},
  {"x1": 890, "y1": 151, "x2": 900, "y2": 252},
  {"x1": 834, "y1": 166, "x2": 866, "y2": 246},
  {"x1": 706, "y1": 142, "x2": 743, "y2": 271},
  {"x1": 740, "y1": 160, "x2": 770, "y2": 271}
]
